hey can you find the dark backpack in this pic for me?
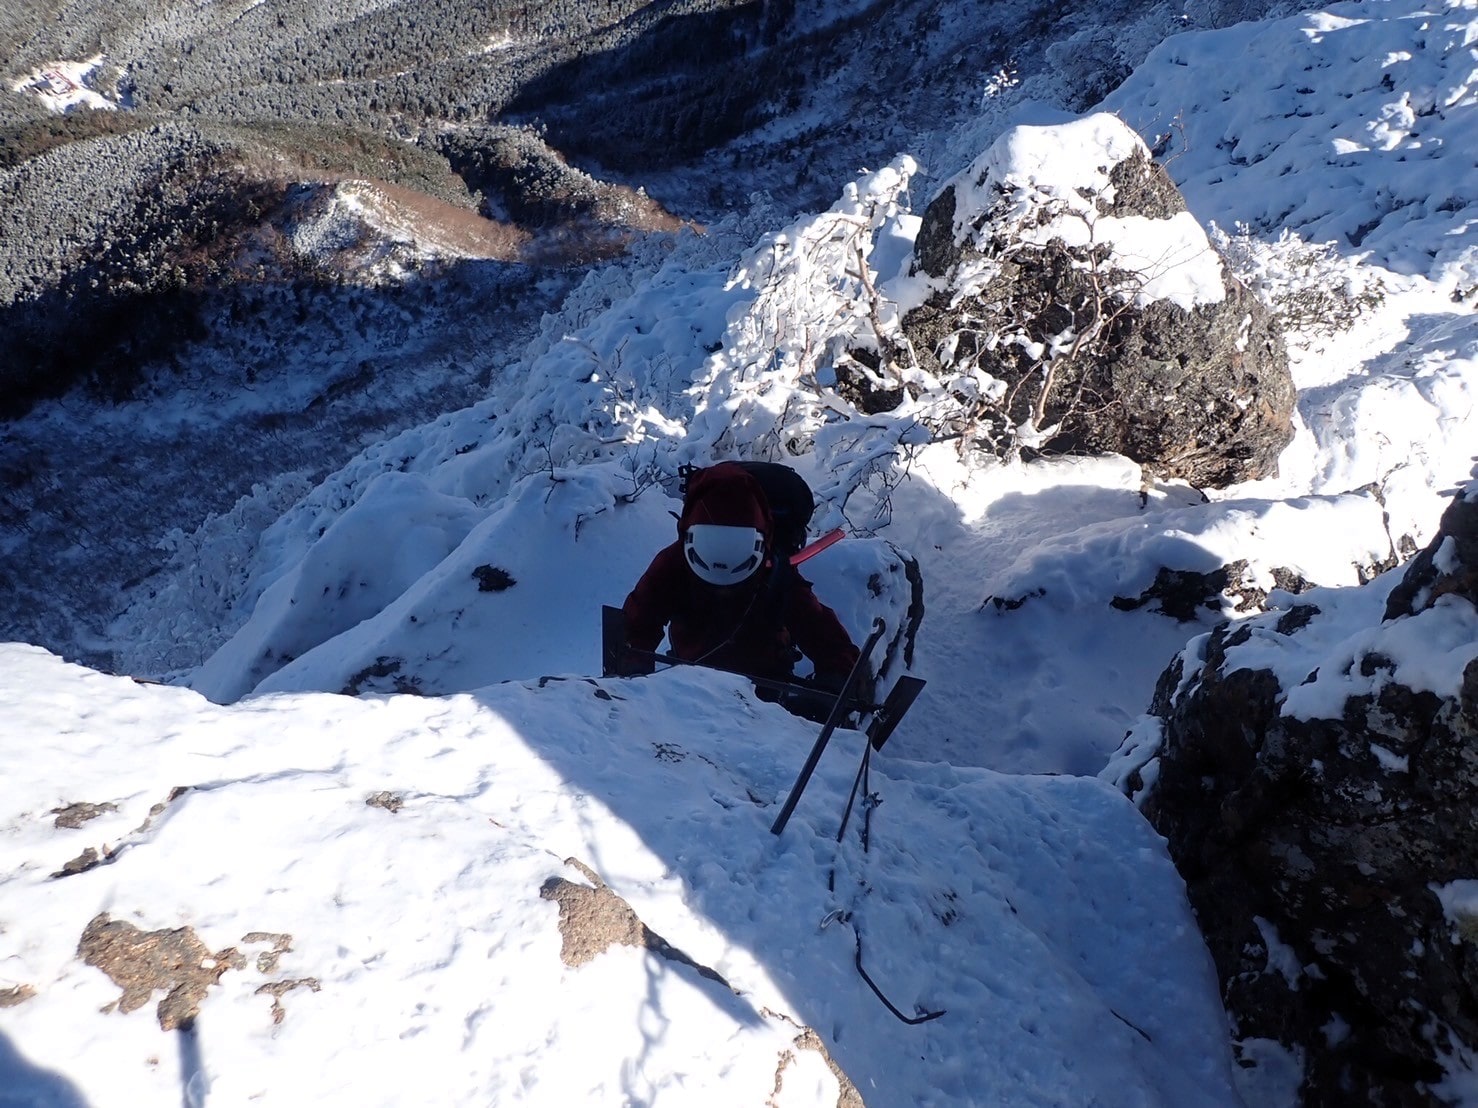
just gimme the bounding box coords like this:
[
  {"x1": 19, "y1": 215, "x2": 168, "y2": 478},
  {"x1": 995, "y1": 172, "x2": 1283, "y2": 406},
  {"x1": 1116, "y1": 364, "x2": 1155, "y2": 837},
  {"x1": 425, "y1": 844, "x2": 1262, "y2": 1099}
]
[{"x1": 678, "y1": 461, "x2": 815, "y2": 557}]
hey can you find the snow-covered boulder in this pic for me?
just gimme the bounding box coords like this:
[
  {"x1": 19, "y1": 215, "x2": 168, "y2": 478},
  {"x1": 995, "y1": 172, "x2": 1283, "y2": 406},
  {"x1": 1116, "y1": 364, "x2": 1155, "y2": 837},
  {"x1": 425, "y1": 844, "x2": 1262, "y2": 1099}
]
[
  {"x1": 901, "y1": 114, "x2": 1294, "y2": 489},
  {"x1": 1106, "y1": 480, "x2": 1478, "y2": 1102}
]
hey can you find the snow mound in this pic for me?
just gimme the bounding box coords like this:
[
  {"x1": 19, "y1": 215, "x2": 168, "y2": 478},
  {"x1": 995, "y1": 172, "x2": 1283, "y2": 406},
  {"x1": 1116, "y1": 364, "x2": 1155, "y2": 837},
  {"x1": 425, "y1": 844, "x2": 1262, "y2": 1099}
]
[
  {"x1": 945, "y1": 113, "x2": 1226, "y2": 309},
  {"x1": 191, "y1": 471, "x2": 487, "y2": 703}
]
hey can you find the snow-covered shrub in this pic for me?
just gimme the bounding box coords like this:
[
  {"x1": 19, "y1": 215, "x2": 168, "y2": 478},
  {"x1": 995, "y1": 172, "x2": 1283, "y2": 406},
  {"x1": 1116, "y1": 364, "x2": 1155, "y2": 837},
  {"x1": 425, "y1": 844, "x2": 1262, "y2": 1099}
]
[
  {"x1": 111, "y1": 470, "x2": 316, "y2": 676},
  {"x1": 1043, "y1": 27, "x2": 1132, "y2": 111},
  {"x1": 682, "y1": 155, "x2": 922, "y2": 458},
  {"x1": 677, "y1": 155, "x2": 933, "y2": 510},
  {"x1": 1211, "y1": 223, "x2": 1388, "y2": 337}
]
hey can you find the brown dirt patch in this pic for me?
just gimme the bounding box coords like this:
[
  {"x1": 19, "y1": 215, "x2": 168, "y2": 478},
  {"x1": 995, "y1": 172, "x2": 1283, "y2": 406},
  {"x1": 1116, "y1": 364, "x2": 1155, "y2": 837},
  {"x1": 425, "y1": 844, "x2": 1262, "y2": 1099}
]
[
  {"x1": 540, "y1": 860, "x2": 863, "y2": 1105},
  {"x1": 51, "y1": 847, "x2": 101, "y2": 878},
  {"x1": 539, "y1": 858, "x2": 730, "y2": 987},
  {"x1": 242, "y1": 931, "x2": 294, "y2": 973},
  {"x1": 763, "y1": 1011, "x2": 867, "y2": 1108},
  {"x1": 78, "y1": 914, "x2": 245, "y2": 1030},
  {"x1": 793, "y1": 1027, "x2": 866, "y2": 1108},
  {"x1": 346, "y1": 178, "x2": 528, "y2": 261},
  {"x1": 0, "y1": 984, "x2": 36, "y2": 1008},
  {"x1": 255, "y1": 977, "x2": 320, "y2": 1025},
  {"x1": 50, "y1": 801, "x2": 117, "y2": 829},
  {"x1": 79, "y1": 918, "x2": 316, "y2": 1028},
  {"x1": 49, "y1": 787, "x2": 191, "y2": 880},
  {"x1": 539, "y1": 873, "x2": 651, "y2": 968}
]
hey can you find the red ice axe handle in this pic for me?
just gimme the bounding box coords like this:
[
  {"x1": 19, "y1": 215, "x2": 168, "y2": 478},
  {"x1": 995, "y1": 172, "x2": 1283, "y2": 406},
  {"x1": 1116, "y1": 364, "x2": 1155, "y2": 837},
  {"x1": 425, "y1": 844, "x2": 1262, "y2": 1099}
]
[
  {"x1": 770, "y1": 617, "x2": 887, "y2": 837},
  {"x1": 790, "y1": 527, "x2": 844, "y2": 566}
]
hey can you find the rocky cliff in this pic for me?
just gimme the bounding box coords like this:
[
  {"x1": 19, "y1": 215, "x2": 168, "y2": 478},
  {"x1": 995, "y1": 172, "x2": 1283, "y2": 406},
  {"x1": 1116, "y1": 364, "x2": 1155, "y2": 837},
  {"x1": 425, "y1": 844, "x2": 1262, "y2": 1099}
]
[{"x1": 1109, "y1": 481, "x2": 1478, "y2": 1104}]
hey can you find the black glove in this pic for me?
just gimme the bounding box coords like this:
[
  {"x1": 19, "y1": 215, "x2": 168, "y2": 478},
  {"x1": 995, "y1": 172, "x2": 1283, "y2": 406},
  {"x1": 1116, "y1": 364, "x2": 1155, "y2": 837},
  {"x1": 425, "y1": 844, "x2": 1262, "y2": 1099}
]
[
  {"x1": 811, "y1": 671, "x2": 846, "y2": 695},
  {"x1": 814, "y1": 668, "x2": 875, "y2": 708},
  {"x1": 618, "y1": 646, "x2": 656, "y2": 677}
]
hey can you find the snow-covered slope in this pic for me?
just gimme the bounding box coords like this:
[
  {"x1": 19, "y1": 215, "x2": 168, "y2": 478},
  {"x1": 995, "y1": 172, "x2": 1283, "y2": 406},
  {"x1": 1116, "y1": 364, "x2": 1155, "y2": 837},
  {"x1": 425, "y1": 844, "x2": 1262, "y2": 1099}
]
[
  {"x1": 1, "y1": 643, "x2": 1236, "y2": 1106},
  {"x1": 138, "y1": 4, "x2": 1477, "y2": 771},
  {"x1": 6, "y1": 0, "x2": 1478, "y2": 1102},
  {"x1": 1105, "y1": 0, "x2": 1478, "y2": 287}
]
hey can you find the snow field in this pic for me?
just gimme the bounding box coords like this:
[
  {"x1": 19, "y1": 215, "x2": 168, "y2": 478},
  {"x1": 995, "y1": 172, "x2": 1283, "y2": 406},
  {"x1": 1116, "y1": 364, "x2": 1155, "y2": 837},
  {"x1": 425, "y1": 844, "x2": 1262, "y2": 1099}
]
[{"x1": 1, "y1": 645, "x2": 1238, "y2": 1105}]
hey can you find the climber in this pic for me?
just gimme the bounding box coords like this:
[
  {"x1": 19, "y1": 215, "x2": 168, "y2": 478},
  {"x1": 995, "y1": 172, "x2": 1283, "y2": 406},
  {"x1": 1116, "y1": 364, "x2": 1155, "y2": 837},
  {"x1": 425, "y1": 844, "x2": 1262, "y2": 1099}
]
[{"x1": 618, "y1": 462, "x2": 862, "y2": 709}]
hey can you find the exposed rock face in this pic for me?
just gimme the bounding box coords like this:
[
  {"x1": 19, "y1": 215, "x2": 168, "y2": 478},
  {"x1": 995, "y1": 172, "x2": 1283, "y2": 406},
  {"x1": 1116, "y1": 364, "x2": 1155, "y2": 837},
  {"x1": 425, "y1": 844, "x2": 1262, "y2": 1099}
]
[
  {"x1": 1116, "y1": 485, "x2": 1478, "y2": 1104},
  {"x1": 1108, "y1": 559, "x2": 1310, "y2": 622},
  {"x1": 901, "y1": 114, "x2": 1294, "y2": 489},
  {"x1": 79, "y1": 913, "x2": 245, "y2": 1030}
]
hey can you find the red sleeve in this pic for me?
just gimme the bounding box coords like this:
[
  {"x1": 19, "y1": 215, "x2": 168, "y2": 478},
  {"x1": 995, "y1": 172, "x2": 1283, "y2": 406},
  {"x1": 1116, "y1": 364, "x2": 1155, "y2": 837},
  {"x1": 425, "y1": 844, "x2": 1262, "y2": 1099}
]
[
  {"x1": 622, "y1": 543, "x2": 685, "y2": 652},
  {"x1": 785, "y1": 575, "x2": 860, "y2": 680}
]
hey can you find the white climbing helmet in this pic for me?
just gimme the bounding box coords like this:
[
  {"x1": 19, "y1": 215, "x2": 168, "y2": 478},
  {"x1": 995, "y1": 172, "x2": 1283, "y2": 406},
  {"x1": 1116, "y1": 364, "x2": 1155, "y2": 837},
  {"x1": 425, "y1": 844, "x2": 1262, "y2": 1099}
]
[{"x1": 683, "y1": 523, "x2": 765, "y2": 586}]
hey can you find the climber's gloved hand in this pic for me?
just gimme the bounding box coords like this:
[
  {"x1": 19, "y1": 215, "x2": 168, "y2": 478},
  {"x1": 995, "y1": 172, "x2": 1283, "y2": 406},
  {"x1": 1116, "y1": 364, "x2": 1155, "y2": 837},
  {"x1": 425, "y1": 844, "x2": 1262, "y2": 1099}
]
[
  {"x1": 811, "y1": 670, "x2": 846, "y2": 695},
  {"x1": 618, "y1": 645, "x2": 656, "y2": 677},
  {"x1": 813, "y1": 668, "x2": 875, "y2": 708}
]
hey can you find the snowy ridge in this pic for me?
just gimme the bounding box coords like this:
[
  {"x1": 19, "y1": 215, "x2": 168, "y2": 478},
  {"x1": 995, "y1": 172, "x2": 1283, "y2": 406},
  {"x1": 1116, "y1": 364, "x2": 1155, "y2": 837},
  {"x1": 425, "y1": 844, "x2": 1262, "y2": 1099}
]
[{"x1": 2, "y1": 644, "x2": 1236, "y2": 1106}]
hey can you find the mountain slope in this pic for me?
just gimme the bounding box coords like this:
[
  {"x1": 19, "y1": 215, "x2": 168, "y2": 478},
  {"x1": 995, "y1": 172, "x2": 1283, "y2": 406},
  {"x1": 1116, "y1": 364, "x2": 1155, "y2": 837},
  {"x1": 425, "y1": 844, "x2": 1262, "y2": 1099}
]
[
  {"x1": 3, "y1": 0, "x2": 1478, "y2": 1102},
  {"x1": 0, "y1": 0, "x2": 1310, "y2": 662},
  {"x1": 1, "y1": 643, "x2": 1238, "y2": 1106}
]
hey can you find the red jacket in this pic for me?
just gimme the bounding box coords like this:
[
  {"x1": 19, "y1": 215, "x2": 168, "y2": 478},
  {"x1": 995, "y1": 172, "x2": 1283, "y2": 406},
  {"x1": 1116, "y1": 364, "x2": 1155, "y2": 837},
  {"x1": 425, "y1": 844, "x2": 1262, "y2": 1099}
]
[{"x1": 623, "y1": 463, "x2": 860, "y2": 681}]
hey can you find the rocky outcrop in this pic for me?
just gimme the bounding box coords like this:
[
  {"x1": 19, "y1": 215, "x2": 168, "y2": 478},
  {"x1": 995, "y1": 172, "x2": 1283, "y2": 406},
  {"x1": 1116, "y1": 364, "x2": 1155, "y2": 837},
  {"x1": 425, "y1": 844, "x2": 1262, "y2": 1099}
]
[
  {"x1": 540, "y1": 857, "x2": 866, "y2": 1107},
  {"x1": 78, "y1": 913, "x2": 246, "y2": 1030},
  {"x1": 1112, "y1": 483, "x2": 1478, "y2": 1104},
  {"x1": 1108, "y1": 560, "x2": 1313, "y2": 622},
  {"x1": 900, "y1": 114, "x2": 1294, "y2": 489},
  {"x1": 437, "y1": 124, "x2": 687, "y2": 241}
]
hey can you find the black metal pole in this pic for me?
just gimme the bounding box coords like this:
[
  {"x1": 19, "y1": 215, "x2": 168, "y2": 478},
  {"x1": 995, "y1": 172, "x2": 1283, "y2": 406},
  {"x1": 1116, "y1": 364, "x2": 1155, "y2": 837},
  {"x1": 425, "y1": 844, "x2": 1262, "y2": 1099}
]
[{"x1": 769, "y1": 617, "x2": 886, "y2": 836}]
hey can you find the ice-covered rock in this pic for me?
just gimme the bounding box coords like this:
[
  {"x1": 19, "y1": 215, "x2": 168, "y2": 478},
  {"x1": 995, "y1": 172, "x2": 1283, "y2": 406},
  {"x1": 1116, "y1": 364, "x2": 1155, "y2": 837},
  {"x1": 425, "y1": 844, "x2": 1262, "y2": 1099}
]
[
  {"x1": 1110, "y1": 481, "x2": 1478, "y2": 1103},
  {"x1": 902, "y1": 114, "x2": 1294, "y2": 488}
]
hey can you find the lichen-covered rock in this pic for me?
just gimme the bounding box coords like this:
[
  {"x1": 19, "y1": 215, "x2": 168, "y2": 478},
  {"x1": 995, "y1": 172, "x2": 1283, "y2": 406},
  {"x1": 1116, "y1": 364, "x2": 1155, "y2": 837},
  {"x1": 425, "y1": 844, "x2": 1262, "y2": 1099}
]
[
  {"x1": 901, "y1": 114, "x2": 1294, "y2": 489},
  {"x1": 1108, "y1": 483, "x2": 1478, "y2": 1104},
  {"x1": 78, "y1": 913, "x2": 245, "y2": 1030}
]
